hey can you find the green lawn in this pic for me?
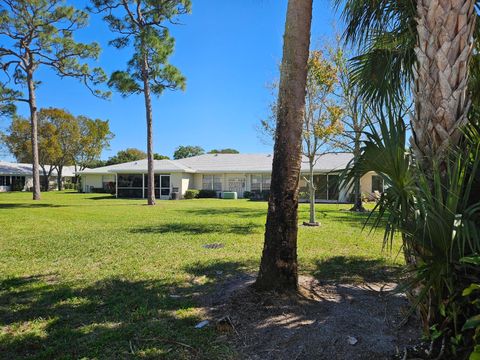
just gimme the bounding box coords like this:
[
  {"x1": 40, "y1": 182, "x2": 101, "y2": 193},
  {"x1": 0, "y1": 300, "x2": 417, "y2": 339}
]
[{"x1": 0, "y1": 191, "x2": 401, "y2": 359}]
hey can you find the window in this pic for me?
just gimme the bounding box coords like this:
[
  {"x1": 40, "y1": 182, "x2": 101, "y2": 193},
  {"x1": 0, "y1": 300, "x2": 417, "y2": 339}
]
[
  {"x1": 202, "y1": 175, "x2": 212, "y2": 190},
  {"x1": 118, "y1": 174, "x2": 143, "y2": 188},
  {"x1": 251, "y1": 174, "x2": 270, "y2": 192},
  {"x1": 314, "y1": 175, "x2": 328, "y2": 200},
  {"x1": 202, "y1": 175, "x2": 222, "y2": 191},
  {"x1": 213, "y1": 176, "x2": 222, "y2": 191},
  {"x1": 262, "y1": 176, "x2": 271, "y2": 191},
  {"x1": 251, "y1": 175, "x2": 262, "y2": 191},
  {"x1": 102, "y1": 175, "x2": 115, "y2": 190},
  {"x1": 0, "y1": 176, "x2": 11, "y2": 186},
  {"x1": 328, "y1": 175, "x2": 339, "y2": 200},
  {"x1": 372, "y1": 175, "x2": 384, "y2": 193}
]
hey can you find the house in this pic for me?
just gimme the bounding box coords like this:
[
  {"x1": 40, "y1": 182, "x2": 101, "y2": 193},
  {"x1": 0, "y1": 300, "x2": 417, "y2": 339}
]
[
  {"x1": 78, "y1": 153, "x2": 383, "y2": 202},
  {"x1": 0, "y1": 161, "x2": 77, "y2": 192}
]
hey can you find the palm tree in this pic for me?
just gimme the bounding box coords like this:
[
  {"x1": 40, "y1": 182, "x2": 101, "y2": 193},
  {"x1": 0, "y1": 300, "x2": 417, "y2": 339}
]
[
  {"x1": 255, "y1": 0, "x2": 313, "y2": 292},
  {"x1": 337, "y1": 0, "x2": 478, "y2": 168}
]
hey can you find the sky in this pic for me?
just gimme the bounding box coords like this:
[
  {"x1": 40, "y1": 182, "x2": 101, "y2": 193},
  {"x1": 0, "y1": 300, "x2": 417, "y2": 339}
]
[{"x1": 1, "y1": 0, "x2": 341, "y2": 161}]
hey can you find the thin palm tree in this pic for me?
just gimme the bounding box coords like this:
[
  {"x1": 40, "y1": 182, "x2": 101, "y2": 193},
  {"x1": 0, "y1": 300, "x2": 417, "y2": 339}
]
[{"x1": 255, "y1": 0, "x2": 313, "y2": 292}]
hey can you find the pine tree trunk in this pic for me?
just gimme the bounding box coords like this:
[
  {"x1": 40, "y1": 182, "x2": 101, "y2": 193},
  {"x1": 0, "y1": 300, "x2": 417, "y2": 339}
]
[
  {"x1": 57, "y1": 166, "x2": 63, "y2": 191},
  {"x1": 255, "y1": 0, "x2": 313, "y2": 293},
  {"x1": 413, "y1": 0, "x2": 476, "y2": 166},
  {"x1": 308, "y1": 164, "x2": 316, "y2": 224},
  {"x1": 142, "y1": 51, "x2": 156, "y2": 206},
  {"x1": 350, "y1": 141, "x2": 365, "y2": 212},
  {"x1": 27, "y1": 69, "x2": 41, "y2": 200}
]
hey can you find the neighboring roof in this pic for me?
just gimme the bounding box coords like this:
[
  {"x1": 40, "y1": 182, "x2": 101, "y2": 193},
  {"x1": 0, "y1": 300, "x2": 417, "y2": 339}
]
[
  {"x1": 178, "y1": 153, "x2": 275, "y2": 173},
  {"x1": 79, "y1": 159, "x2": 195, "y2": 175},
  {"x1": 79, "y1": 153, "x2": 354, "y2": 175},
  {"x1": 0, "y1": 161, "x2": 80, "y2": 177},
  {"x1": 0, "y1": 161, "x2": 33, "y2": 176}
]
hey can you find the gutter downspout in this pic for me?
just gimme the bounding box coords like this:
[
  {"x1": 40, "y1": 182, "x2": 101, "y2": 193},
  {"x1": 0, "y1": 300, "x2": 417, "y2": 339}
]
[{"x1": 115, "y1": 173, "x2": 118, "y2": 199}]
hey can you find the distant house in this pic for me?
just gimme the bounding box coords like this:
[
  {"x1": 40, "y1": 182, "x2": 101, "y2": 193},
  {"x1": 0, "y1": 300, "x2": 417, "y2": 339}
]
[
  {"x1": 78, "y1": 153, "x2": 383, "y2": 202},
  {"x1": 0, "y1": 161, "x2": 77, "y2": 192}
]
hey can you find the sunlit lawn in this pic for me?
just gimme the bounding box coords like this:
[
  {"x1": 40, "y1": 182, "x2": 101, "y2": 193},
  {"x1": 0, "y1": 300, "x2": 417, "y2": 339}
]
[{"x1": 0, "y1": 191, "x2": 401, "y2": 359}]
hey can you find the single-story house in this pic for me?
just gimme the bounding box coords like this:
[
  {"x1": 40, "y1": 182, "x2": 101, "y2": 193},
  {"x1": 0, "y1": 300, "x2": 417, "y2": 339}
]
[
  {"x1": 78, "y1": 153, "x2": 383, "y2": 202},
  {"x1": 0, "y1": 161, "x2": 77, "y2": 192}
]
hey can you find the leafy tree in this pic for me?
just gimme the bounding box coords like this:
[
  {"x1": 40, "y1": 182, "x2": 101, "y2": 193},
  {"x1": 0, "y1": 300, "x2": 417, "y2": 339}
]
[
  {"x1": 208, "y1": 148, "x2": 239, "y2": 154},
  {"x1": 153, "y1": 153, "x2": 170, "y2": 160},
  {"x1": 2, "y1": 109, "x2": 112, "y2": 190},
  {"x1": 74, "y1": 116, "x2": 113, "y2": 172},
  {"x1": 0, "y1": 0, "x2": 109, "y2": 200},
  {"x1": 173, "y1": 145, "x2": 204, "y2": 159},
  {"x1": 91, "y1": 0, "x2": 190, "y2": 206},
  {"x1": 105, "y1": 148, "x2": 146, "y2": 166},
  {"x1": 82, "y1": 159, "x2": 107, "y2": 169},
  {"x1": 260, "y1": 50, "x2": 344, "y2": 225},
  {"x1": 2, "y1": 114, "x2": 59, "y2": 191},
  {"x1": 39, "y1": 109, "x2": 79, "y2": 190},
  {"x1": 330, "y1": 43, "x2": 372, "y2": 212},
  {"x1": 255, "y1": 0, "x2": 313, "y2": 292}
]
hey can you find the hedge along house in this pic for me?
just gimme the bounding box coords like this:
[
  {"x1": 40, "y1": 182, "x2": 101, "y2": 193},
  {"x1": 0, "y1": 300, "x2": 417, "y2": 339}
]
[
  {"x1": 78, "y1": 153, "x2": 383, "y2": 201},
  {"x1": 0, "y1": 161, "x2": 77, "y2": 192}
]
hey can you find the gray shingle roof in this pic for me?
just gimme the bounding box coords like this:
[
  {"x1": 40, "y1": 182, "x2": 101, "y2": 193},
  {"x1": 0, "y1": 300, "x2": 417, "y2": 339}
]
[
  {"x1": 80, "y1": 159, "x2": 195, "y2": 174},
  {"x1": 0, "y1": 161, "x2": 33, "y2": 176},
  {"x1": 0, "y1": 162, "x2": 79, "y2": 177},
  {"x1": 79, "y1": 153, "x2": 353, "y2": 174}
]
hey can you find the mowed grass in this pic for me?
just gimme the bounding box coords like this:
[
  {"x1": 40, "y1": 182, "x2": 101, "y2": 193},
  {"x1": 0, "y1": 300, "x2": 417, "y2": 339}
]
[{"x1": 0, "y1": 191, "x2": 402, "y2": 359}]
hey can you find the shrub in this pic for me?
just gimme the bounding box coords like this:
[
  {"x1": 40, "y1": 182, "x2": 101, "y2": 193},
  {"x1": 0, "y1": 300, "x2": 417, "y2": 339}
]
[
  {"x1": 299, "y1": 191, "x2": 309, "y2": 200},
  {"x1": 184, "y1": 189, "x2": 199, "y2": 199},
  {"x1": 10, "y1": 180, "x2": 24, "y2": 192},
  {"x1": 198, "y1": 189, "x2": 217, "y2": 198},
  {"x1": 249, "y1": 190, "x2": 270, "y2": 201},
  {"x1": 91, "y1": 187, "x2": 109, "y2": 194},
  {"x1": 243, "y1": 191, "x2": 252, "y2": 199}
]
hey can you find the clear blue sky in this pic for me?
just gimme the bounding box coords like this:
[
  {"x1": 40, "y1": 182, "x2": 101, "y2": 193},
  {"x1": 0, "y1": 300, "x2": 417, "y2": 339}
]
[{"x1": 1, "y1": 0, "x2": 341, "y2": 161}]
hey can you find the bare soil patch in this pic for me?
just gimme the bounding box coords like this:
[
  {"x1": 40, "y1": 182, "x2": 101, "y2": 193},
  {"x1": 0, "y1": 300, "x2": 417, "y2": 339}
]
[{"x1": 202, "y1": 275, "x2": 420, "y2": 360}]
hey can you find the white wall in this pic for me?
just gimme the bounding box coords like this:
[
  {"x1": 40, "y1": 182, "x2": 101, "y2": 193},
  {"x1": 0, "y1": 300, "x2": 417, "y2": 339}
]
[{"x1": 82, "y1": 174, "x2": 104, "y2": 192}]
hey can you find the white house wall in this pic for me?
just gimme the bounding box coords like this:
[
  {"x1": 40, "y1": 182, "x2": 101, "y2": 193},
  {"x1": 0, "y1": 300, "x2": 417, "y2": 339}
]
[
  {"x1": 82, "y1": 174, "x2": 104, "y2": 192},
  {"x1": 80, "y1": 170, "x2": 381, "y2": 203}
]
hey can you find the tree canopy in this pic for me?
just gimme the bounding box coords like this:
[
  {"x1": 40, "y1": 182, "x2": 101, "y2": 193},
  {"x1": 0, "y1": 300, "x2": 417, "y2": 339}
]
[
  {"x1": 1, "y1": 109, "x2": 112, "y2": 171},
  {"x1": 105, "y1": 148, "x2": 147, "y2": 165},
  {"x1": 208, "y1": 148, "x2": 239, "y2": 154},
  {"x1": 173, "y1": 145, "x2": 204, "y2": 159}
]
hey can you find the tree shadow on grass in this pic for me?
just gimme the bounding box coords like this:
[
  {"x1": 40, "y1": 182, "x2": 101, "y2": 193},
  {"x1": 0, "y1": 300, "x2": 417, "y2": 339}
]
[
  {"x1": 0, "y1": 263, "x2": 254, "y2": 359},
  {"x1": 297, "y1": 207, "x2": 388, "y2": 230},
  {"x1": 0, "y1": 203, "x2": 65, "y2": 209},
  {"x1": 180, "y1": 207, "x2": 267, "y2": 219},
  {"x1": 313, "y1": 256, "x2": 402, "y2": 284},
  {"x1": 131, "y1": 222, "x2": 262, "y2": 235}
]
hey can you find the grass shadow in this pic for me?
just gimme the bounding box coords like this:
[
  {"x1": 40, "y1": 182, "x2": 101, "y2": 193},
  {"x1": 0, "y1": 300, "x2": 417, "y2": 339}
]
[
  {"x1": 0, "y1": 263, "x2": 254, "y2": 359},
  {"x1": 0, "y1": 203, "x2": 65, "y2": 209},
  {"x1": 181, "y1": 207, "x2": 267, "y2": 219},
  {"x1": 132, "y1": 222, "x2": 262, "y2": 235},
  {"x1": 313, "y1": 256, "x2": 402, "y2": 283}
]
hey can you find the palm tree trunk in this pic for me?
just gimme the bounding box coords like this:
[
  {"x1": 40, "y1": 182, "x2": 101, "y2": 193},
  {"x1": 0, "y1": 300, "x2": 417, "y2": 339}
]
[
  {"x1": 413, "y1": 0, "x2": 476, "y2": 167},
  {"x1": 27, "y1": 69, "x2": 41, "y2": 200},
  {"x1": 142, "y1": 50, "x2": 156, "y2": 206},
  {"x1": 255, "y1": 0, "x2": 313, "y2": 293}
]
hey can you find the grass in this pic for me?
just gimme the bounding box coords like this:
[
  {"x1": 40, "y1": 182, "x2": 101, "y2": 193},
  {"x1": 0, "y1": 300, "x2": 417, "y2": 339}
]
[{"x1": 0, "y1": 191, "x2": 402, "y2": 359}]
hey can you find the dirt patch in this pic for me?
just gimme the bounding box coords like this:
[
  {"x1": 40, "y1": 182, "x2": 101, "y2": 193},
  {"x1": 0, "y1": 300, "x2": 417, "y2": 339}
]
[{"x1": 202, "y1": 275, "x2": 420, "y2": 360}]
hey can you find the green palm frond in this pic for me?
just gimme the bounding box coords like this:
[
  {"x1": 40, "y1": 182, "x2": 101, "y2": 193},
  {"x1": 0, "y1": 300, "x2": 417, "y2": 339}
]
[{"x1": 336, "y1": 0, "x2": 417, "y2": 106}]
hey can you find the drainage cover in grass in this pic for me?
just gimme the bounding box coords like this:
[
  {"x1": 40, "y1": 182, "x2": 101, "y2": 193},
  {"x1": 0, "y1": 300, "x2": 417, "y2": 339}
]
[{"x1": 202, "y1": 243, "x2": 225, "y2": 249}]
